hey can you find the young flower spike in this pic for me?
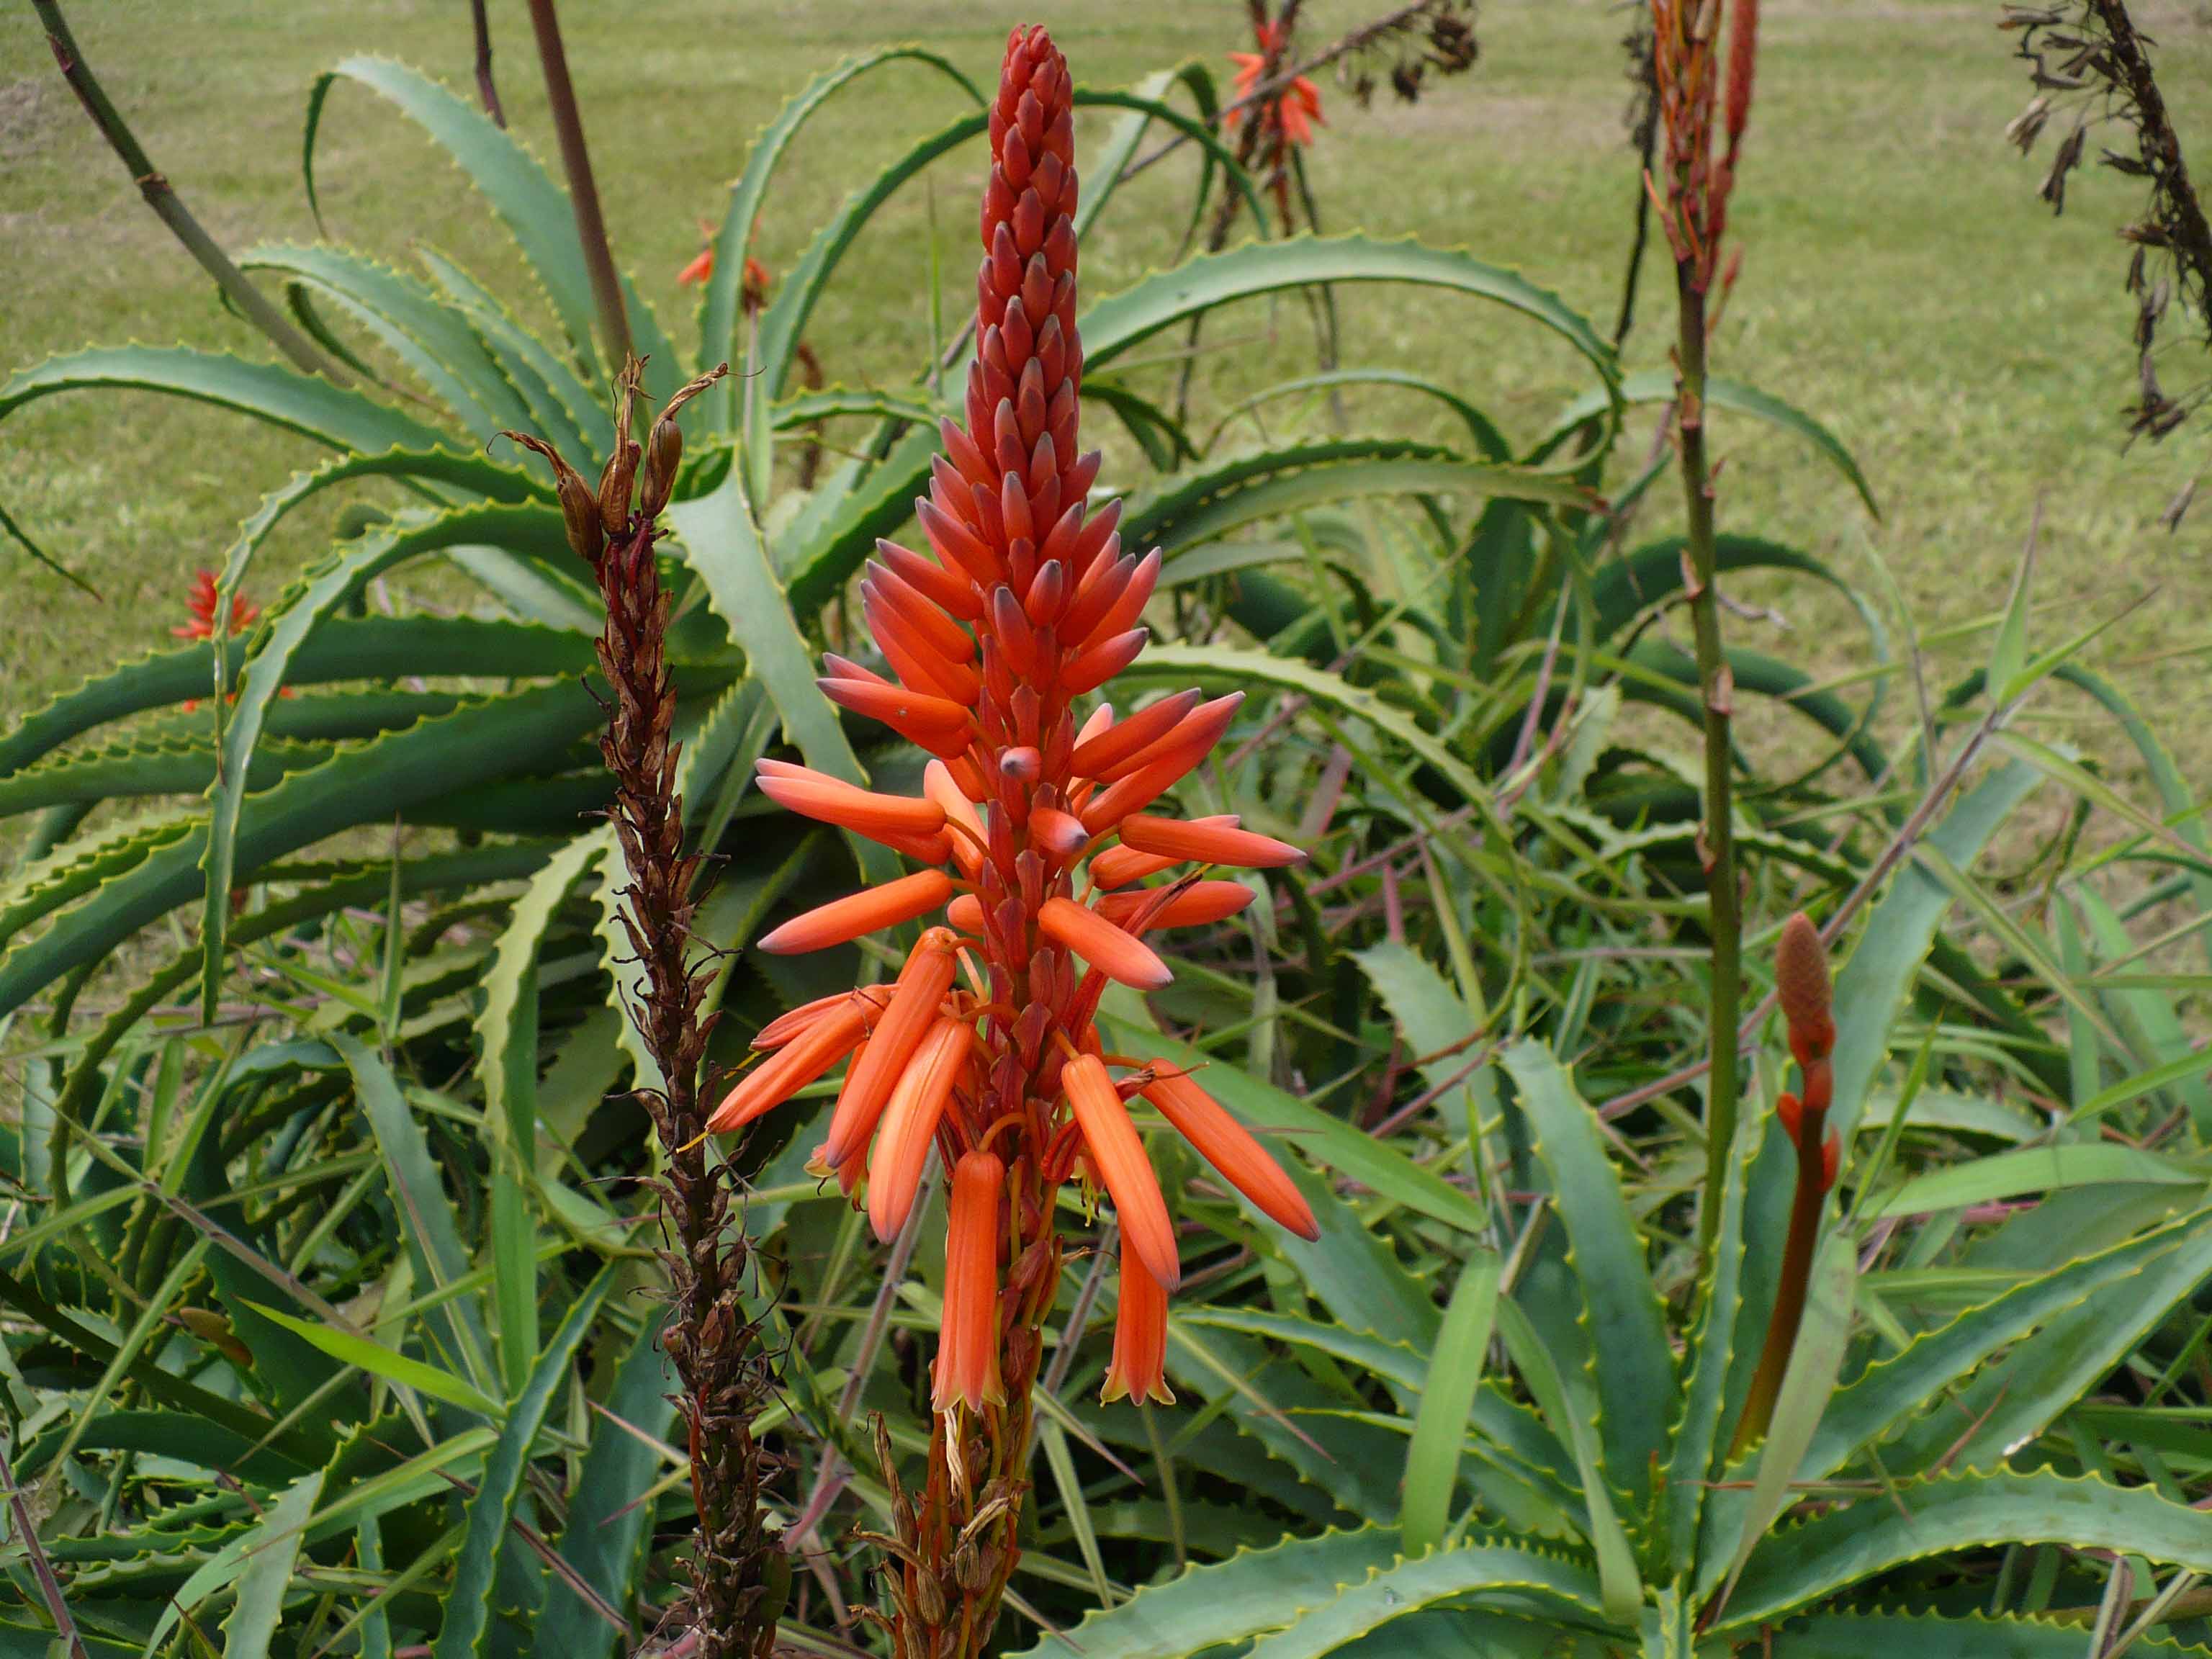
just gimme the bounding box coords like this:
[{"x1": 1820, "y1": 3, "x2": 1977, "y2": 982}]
[
  {"x1": 1733, "y1": 910, "x2": 1841, "y2": 1456},
  {"x1": 727, "y1": 27, "x2": 1312, "y2": 1651}
]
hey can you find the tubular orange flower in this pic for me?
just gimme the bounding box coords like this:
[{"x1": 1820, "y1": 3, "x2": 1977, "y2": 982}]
[
  {"x1": 826, "y1": 930, "x2": 960, "y2": 1166},
  {"x1": 816, "y1": 673, "x2": 973, "y2": 755},
  {"x1": 1100, "y1": 1241, "x2": 1174, "y2": 1406},
  {"x1": 752, "y1": 984, "x2": 890, "y2": 1050},
  {"x1": 1064, "y1": 1053, "x2": 1179, "y2": 1290},
  {"x1": 1141, "y1": 1068, "x2": 1318, "y2": 1241},
  {"x1": 721, "y1": 27, "x2": 1319, "y2": 1647},
  {"x1": 867, "y1": 1016, "x2": 973, "y2": 1243},
  {"x1": 1090, "y1": 815, "x2": 1241, "y2": 889},
  {"x1": 1038, "y1": 895, "x2": 1172, "y2": 989},
  {"x1": 1098, "y1": 879, "x2": 1256, "y2": 933},
  {"x1": 1118, "y1": 813, "x2": 1305, "y2": 870},
  {"x1": 707, "y1": 994, "x2": 871, "y2": 1134},
  {"x1": 755, "y1": 765, "x2": 948, "y2": 846},
  {"x1": 1069, "y1": 688, "x2": 1202, "y2": 777},
  {"x1": 755, "y1": 868, "x2": 954, "y2": 955},
  {"x1": 935, "y1": 1149, "x2": 1008, "y2": 1412}
]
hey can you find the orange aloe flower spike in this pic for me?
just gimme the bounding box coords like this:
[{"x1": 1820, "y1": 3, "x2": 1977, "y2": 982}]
[
  {"x1": 867, "y1": 1016, "x2": 974, "y2": 1241},
  {"x1": 934, "y1": 1148, "x2": 1008, "y2": 1412},
  {"x1": 1141, "y1": 1067, "x2": 1318, "y2": 1241},
  {"x1": 1100, "y1": 1240, "x2": 1174, "y2": 1405},
  {"x1": 1063, "y1": 1053, "x2": 1179, "y2": 1289},
  {"x1": 757, "y1": 869, "x2": 956, "y2": 956}
]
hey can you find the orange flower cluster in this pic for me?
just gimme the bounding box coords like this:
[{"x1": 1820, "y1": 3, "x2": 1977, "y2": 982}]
[
  {"x1": 174, "y1": 568, "x2": 283, "y2": 711},
  {"x1": 714, "y1": 24, "x2": 1318, "y2": 1415},
  {"x1": 172, "y1": 567, "x2": 259, "y2": 642},
  {"x1": 1227, "y1": 19, "x2": 1324, "y2": 150},
  {"x1": 675, "y1": 222, "x2": 771, "y2": 314},
  {"x1": 1649, "y1": 0, "x2": 1759, "y2": 289}
]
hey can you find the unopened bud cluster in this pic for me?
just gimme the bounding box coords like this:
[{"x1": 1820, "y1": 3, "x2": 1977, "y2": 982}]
[
  {"x1": 1774, "y1": 911, "x2": 1838, "y2": 1192},
  {"x1": 504, "y1": 359, "x2": 727, "y2": 566}
]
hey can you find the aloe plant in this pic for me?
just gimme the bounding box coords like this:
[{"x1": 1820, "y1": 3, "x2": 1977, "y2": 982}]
[{"x1": 4, "y1": 13, "x2": 2205, "y2": 1658}]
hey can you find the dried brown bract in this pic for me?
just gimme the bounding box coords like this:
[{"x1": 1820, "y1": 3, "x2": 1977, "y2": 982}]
[
  {"x1": 1338, "y1": 0, "x2": 1479, "y2": 109},
  {"x1": 2004, "y1": 0, "x2": 2212, "y2": 466}
]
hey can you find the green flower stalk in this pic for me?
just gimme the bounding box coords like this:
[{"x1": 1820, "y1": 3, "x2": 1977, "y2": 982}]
[{"x1": 1648, "y1": 0, "x2": 1760, "y2": 1255}]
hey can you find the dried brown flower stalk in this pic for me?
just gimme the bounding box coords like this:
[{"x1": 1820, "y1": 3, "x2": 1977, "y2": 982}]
[
  {"x1": 2005, "y1": 0, "x2": 2212, "y2": 464},
  {"x1": 507, "y1": 360, "x2": 788, "y2": 1659}
]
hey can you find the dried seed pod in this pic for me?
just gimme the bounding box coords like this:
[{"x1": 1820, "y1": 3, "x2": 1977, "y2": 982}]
[{"x1": 639, "y1": 416, "x2": 683, "y2": 518}]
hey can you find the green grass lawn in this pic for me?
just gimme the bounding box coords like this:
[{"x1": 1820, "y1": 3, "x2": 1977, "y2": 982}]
[{"x1": 3, "y1": 0, "x2": 2208, "y2": 778}]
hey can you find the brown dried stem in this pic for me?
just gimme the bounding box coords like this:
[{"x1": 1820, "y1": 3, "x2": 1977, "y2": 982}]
[
  {"x1": 469, "y1": 0, "x2": 507, "y2": 127},
  {"x1": 508, "y1": 361, "x2": 781, "y2": 1658},
  {"x1": 523, "y1": 0, "x2": 634, "y2": 374}
]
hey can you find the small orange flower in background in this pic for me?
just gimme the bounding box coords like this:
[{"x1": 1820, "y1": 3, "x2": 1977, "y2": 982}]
[
  {"x1": 675, "y1": 218, "x2": 773, "y2": 314},
  {"x1": 174, "y1": 569, "x2": 284, "y2": 711},
  {"x1": 171, "y1": 567, "x2": 259, "y2": 642},
  {"x1": 1227, "y1": 19, "x2": 1325, "y2": 150},
  {"x1": 716, "y1": 24, "x2": 1318, "y2": 1416}
]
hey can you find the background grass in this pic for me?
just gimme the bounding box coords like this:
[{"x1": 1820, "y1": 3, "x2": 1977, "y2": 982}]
[{"x1": 2, "y1": 0, "x2": 2207, "y2": 778}]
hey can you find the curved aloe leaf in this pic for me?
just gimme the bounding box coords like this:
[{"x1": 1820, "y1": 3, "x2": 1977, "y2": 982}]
[
  {"x1": 1768, "y1": 1611, "x2": 2212, "y2": 1657},
  {"x1": 0, "y1": 734, "x2": 328, "y2": 814},
  {"x1": 0, "y1": 344, "x2": 441, "y2": 454},
  {"x1": 1401, "y1": 1256, "x2": 1503, "y2": 1551},
  {"x1": 1245, "y1": 1541, "x2": 1605, "y2": 1659},
  {"x1": 1719, "y1": 1470, "x2": 2212, "y2": 1630},
  {"x1": 1126, "y1": 441, "x2": 1583, "y2": 554},
  {"x1": 1007, "y1": 1525, "x2": 1403, "y2": 1659},
  {"x1": 199, "y1": 503, "x2": 579, "y2": 1017},
  {"x1": 434, "y1": 1271, "x2": 612, "y2": 1659},
  {"x1": 147, "y1": 1469, "x2": 323, "y2": 1659},
  {"x1": 242, "y1": 243, "x2": 534, "y2": 438},
  {"x1": 305, "y1": 56, "x2": 678, "y2": 392},
  {"x1": 1499, "y1": 1041, "x2": 1673, "y2": 1512},
  {"x1": 1083, "y1": 236, "x2": 1620, "y2": 441},
  {"x1": 0, "y1": 617, "x2": 588, "y2": 779},
  {"x1": 419, "y1": 248, "x2": 611, "y2": 462},
  {"x1": 1208, "y1": 370, "x2": 1513, "y2": 461},
  {"x1": 1540, "y1": 369, "x2": 1878, "y2": 515},
  {"x1": 330, "y1": 1031, "x2": 499, "y2": 1398},
  {"x1": 699, "y1": 44, "x2": 985, "y2": 424},
  {"x1": 0, "y1": 683, "x2": 598, "y2": 1020},
  {"x1": 530, "y1": 1309, "x2": 674, "y2": 1658}
]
